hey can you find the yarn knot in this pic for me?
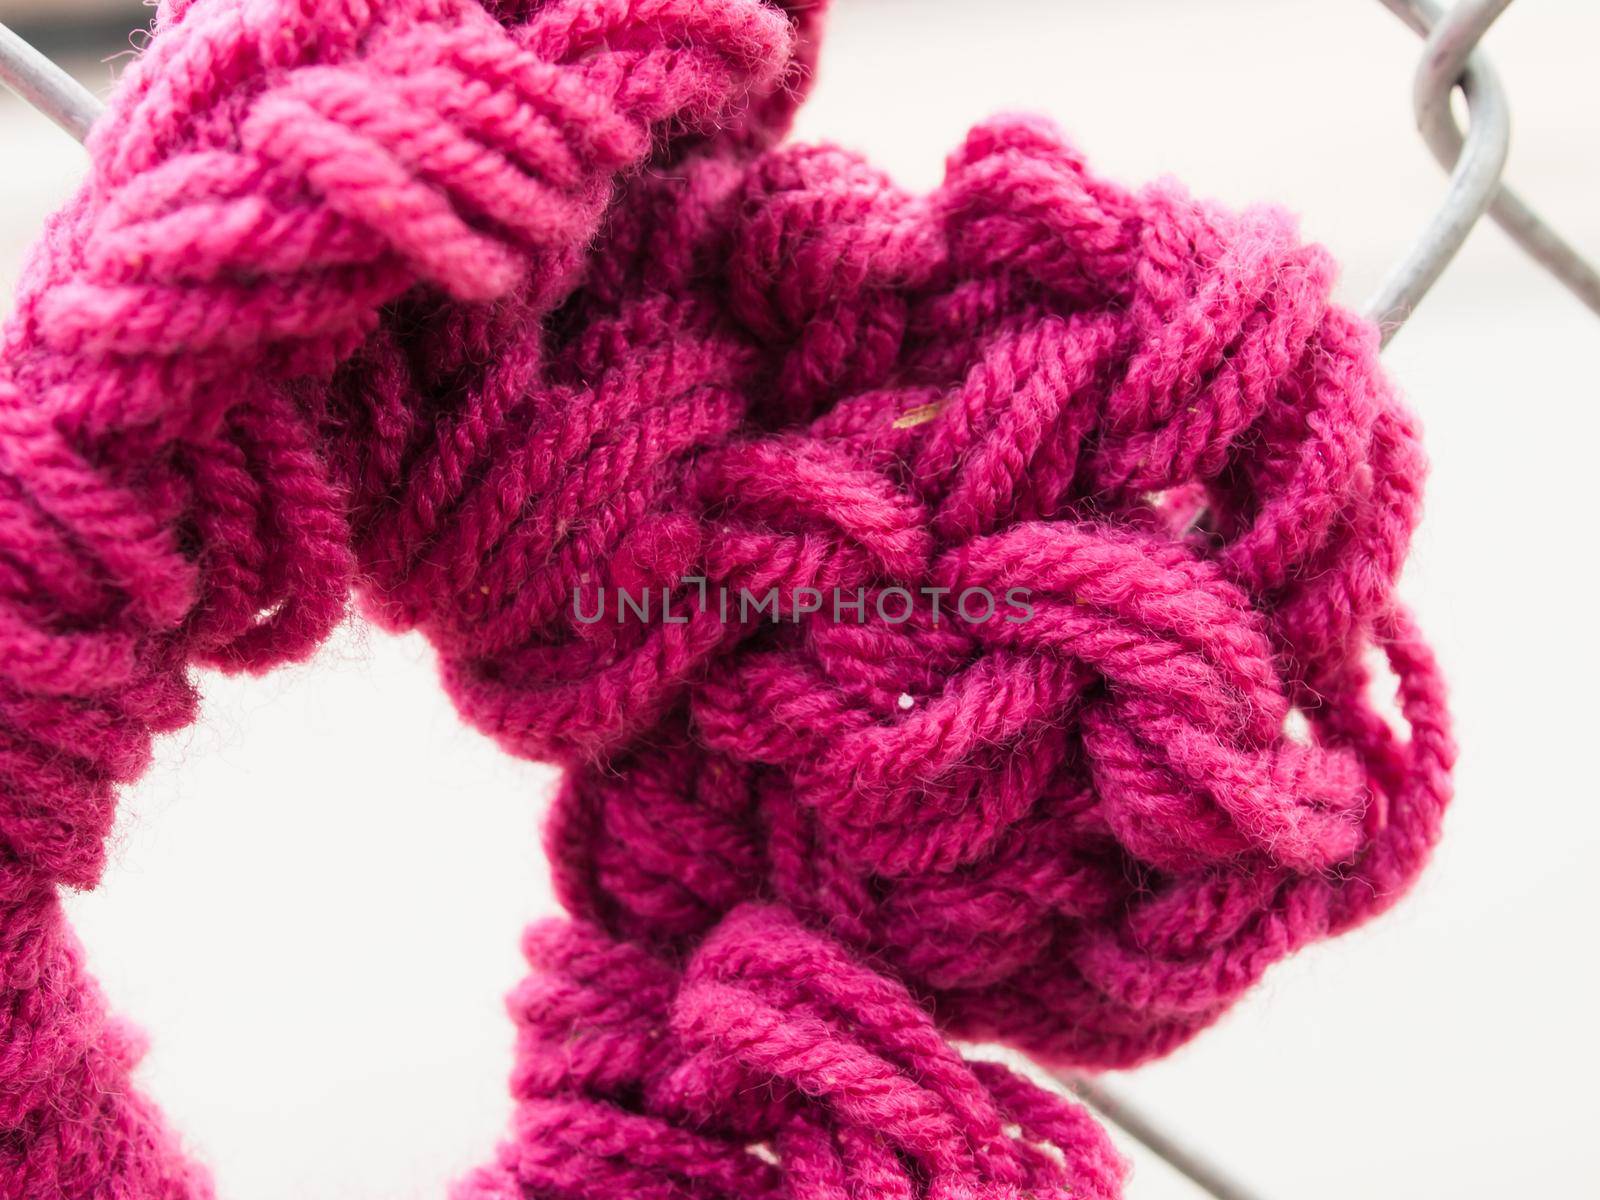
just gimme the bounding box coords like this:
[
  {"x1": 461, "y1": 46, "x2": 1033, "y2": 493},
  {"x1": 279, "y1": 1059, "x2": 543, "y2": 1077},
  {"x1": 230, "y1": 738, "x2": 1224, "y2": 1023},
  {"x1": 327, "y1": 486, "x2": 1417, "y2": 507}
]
[{"x1": 528, "y1": 116, "x2": 1453, "y2": 1072}]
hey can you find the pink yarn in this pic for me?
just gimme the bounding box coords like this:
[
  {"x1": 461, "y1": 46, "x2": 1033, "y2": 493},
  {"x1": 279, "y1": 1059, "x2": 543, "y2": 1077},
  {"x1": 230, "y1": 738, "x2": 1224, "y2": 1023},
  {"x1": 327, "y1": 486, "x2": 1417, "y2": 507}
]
[{"x1": 0, "y1": 1, "x2": 1456, "y2": 1197}]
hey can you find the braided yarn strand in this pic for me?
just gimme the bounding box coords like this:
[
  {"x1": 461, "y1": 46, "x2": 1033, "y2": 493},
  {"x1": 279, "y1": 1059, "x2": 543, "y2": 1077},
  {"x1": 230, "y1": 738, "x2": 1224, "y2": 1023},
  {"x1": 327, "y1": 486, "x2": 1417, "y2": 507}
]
[
  {"x1": 519, "y1": 123, "x2": 1454, "y2": 1071},
  {"x1": 0, "y1": 1, "x2": 1454, "y2": 1198}
]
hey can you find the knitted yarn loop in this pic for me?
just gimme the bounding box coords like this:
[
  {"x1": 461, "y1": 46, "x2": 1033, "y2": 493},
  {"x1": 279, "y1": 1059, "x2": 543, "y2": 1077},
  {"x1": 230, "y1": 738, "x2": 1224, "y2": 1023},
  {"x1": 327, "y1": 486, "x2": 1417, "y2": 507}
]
[{"x1": 0, "y1": 1, "x2": 1454, "y2": 1198}]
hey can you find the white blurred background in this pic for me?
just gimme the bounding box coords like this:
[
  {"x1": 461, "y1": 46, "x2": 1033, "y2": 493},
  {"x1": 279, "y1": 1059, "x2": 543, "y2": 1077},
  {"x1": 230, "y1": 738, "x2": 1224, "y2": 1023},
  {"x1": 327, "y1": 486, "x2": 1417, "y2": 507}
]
[{"x1": 2, "y1": 1, "x2": 1597, "y2": 1197}]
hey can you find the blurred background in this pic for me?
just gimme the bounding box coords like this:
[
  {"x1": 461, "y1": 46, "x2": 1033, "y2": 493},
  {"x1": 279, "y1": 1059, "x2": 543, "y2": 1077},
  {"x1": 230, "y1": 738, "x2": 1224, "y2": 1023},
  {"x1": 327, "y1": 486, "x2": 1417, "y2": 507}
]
[{"x1": 3, "y1": 1, "x2": 1597, "y2": 1197}]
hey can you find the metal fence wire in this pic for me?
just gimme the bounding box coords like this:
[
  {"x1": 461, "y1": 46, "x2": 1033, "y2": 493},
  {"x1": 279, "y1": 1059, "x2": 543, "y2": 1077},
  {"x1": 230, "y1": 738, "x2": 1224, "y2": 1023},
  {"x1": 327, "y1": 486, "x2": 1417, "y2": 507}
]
[{"x1": 1, "y1": 2, "x2": 1597, "y2": 1199}]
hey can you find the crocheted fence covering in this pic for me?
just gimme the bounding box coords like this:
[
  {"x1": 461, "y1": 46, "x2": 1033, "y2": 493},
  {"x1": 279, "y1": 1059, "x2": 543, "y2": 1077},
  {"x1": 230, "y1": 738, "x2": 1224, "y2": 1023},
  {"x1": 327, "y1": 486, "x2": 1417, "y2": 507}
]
[{"x1": 0, "y1": 1, "x2": 1453, "y2": 1196}]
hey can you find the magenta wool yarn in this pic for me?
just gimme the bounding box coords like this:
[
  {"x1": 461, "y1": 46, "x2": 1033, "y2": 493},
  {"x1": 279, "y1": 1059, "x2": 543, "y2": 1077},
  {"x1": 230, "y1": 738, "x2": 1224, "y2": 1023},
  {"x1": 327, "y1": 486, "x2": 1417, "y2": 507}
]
[{"x1": 0, "y1": 1, "x2": 1456, "y2": 1197}]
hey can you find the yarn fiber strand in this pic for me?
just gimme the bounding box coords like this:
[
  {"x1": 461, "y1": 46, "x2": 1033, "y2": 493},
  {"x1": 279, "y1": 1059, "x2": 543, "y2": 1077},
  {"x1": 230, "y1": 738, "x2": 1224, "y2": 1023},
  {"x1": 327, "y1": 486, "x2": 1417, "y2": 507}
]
[{"x1": 0, "y1": 2, "x2": 1453, "y2": 1198}]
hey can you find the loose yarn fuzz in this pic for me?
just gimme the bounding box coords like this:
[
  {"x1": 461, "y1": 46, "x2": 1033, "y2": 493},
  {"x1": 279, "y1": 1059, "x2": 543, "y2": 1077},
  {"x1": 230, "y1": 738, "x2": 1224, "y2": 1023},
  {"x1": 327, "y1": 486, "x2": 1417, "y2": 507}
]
[{"x1": 0, "y1": 2, "x2": 1455, "y2": 1198}]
